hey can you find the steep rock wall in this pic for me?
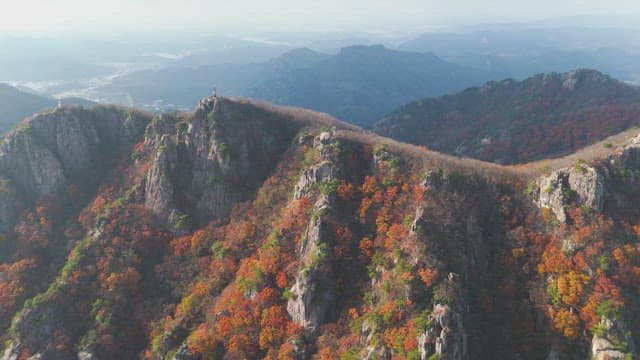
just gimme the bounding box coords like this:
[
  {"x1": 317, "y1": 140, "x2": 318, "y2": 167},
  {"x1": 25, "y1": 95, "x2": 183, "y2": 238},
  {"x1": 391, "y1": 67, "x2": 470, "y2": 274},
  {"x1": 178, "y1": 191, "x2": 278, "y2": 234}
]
[{"x1": 142, "y1": 97, "x2": 301, "y2": 232}]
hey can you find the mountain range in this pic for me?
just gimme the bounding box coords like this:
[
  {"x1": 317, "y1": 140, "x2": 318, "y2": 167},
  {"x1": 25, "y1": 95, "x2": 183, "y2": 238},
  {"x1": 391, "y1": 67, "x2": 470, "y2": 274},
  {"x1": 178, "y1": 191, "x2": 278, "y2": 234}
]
[
  {"x1": 0, "y1": 84, "x2": 94, "y2": 134},
  {"x1": 0, "y1": 93, "x2": 638, "y2": 359},
  {"x1": 373, "y1": 69, "x2": 640, "y2": 164},
  {"x1": 398, "y1": 27, "x2": 640, "y2": 83},
  {"x1": 101, "y1": 45, "x2": 496, "y2": 125}
]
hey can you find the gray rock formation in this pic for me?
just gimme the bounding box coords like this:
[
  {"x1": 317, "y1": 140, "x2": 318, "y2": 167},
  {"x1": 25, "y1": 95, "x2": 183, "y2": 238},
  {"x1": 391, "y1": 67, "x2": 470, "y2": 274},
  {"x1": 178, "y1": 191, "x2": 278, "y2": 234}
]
[
  {"x1": 143, "y1": 135, "x2": 188, "y2": 234},
  {"x1": 361, "y1": 319, "x2": 390, "y2": 360},
  {"x1": 77, "y1": 350, "x2": 98, "y2": 360},
  {"x1": 537, "y1": 164, "x2": 605, "y2": 223},
  {"x1": 609, "y1": 133, "x2": 640, "y2": 177},
  {"x1": 0, "y1": 106, "x2": 150, "y2": 240},
  {"x1": 0, "y1": 107, "x2": 149, "y2": 199},
  {"x1": 0, "y1": 342, "x2": 20, "y2": 360},
  {"x1": 294, "y1": 160, "x2": 335, "y2": 199},
  {"x1": 591, "y1": 318, "x2": 636, "y2": 360},
  {"x1": 287, "y1": 131, "x2": 339, "y2": 336},
  {"x1": 286, "y1": 196, "x2": 333, "y2": 335},
  {"x1": 418, "y1": 274, "x2": 468, "y2": 360},
  {"x1": 537, "y1": 134, "x2": 640, "y2": 224},
  {"x1": 537, "y1": 170, "x2": 567, "y2": 222},
  {"x1": 567, "y1": 165, "x2": 605, "y2": 210},
  {"x1": 0, "y1": 128, "x2": 66, "y2": 197},
  {"x1": 142, "y1": 97, "x2": 300, "y2": 230}
]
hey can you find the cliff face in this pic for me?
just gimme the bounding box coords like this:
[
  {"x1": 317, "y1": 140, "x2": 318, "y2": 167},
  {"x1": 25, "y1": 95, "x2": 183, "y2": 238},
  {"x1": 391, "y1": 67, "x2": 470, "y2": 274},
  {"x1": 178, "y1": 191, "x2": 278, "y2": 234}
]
[
  {"x1": 535, "y1": 134, "x2": 640, "y2": 227},
  {"x1": 142, "y1": 96, "x2": 301, "y2": 232},
  {"x1": 0, "y1": 106, "x2": 153, "y2": 360},
  {"x1": 0, "y1": 97, "x2": 299, "y2": 238},
  {"x1": 2, "y1": 98, "x2": 640, "y2": 360},
  {"x1": 0, "y1": 106, "x2": 151, "y2": 251},
  {"x1": 536, "y1": 164, "x2": 605, "y2": 223},
  {"x1": 287, "y1": 131, "x2": 339, "y2": 336},
  {"x1": 0, "y1": 107, "x2": 148, "y2": 198}
]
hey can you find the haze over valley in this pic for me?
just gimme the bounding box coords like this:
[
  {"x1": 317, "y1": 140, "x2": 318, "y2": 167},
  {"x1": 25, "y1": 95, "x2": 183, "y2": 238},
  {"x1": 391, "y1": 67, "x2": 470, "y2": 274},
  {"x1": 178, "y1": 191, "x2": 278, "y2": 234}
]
[{"x1": 3, "y1": 22, "x2": 640, "y2": 124}]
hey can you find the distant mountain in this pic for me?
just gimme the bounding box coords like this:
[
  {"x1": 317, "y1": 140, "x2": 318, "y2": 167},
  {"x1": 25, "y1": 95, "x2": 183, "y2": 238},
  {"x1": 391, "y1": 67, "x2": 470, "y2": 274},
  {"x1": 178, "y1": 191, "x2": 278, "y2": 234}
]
[
  {"x1": 173, "y1": 42, "x2": 296, "y2": 67},
  {"x1": 101, "y1": 45, "x2": 496, "y2": 124},
  {"x1": 249, "y1": 45, "x2": 495, "y2": 125},
  {"x1": 0, "y1": 84, "x2": 94, "y2": 133},
  {"x1": 373, "y1": 69, "x2": 640, "y2": 164},
  {"x1": 101, "y1": 47, "x2": 330, "y2": 109},
  {"x1": 399, "y1": 27, "x2": 640, "y2": 57},
  {"x1": 398, "y1": 28, "x2": 640, "y2": 83}
]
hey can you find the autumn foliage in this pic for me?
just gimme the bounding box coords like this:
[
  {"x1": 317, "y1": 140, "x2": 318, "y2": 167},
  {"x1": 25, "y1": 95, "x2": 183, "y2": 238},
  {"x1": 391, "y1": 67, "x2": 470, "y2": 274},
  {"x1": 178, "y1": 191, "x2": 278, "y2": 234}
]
[{"x1": 4, "y1": 109, "x2": 640, "y2": 360}]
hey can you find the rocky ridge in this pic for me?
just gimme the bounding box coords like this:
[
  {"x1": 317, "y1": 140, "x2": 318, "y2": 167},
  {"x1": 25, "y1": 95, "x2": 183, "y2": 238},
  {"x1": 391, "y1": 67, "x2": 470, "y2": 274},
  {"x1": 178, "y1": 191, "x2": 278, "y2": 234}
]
[
  {"x1": 373, "y1": 69, "x2": 640, "y2": 164},
  {"x1": 536, "y1": 133, "x2": 640, "y2": 225},
  {"x1": 0, "y1": 106, "x2": 150, "y2": 248},
  {"x1": 287, "y1": 130, "x2": 340, "y2": 335},
  {"x1": 2, "y1": 98, "x2": 640, "y2": 359}
]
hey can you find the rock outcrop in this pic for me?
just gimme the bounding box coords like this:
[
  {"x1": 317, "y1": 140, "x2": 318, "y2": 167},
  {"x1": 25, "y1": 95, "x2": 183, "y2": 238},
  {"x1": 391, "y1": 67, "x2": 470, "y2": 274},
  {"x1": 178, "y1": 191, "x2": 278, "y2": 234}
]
[
  {"x1": 142, "y1": 97, "x2": 301, "y2": 231},
  {"x1": 0, "y1": 129, "x2": 66, "y2": 197},
  {"x1": 287, "y1": 131, "x2": 339, "y2": 336},
  {"x1": 537, "y1": 164, "x2": 605, "y2": 222},
  {"x1": 293, "y1": 161, "x2": 335, "y2": 200},
  {"x1": 143, "y1": 134, "x2": 188, "y2": 234},
  {"x1": 418, "y1": 274, "x2": 468, "y2": 360},
  {"x1": 361, "y1": 318, "x2": 391, "y2": 360},
  {"x1": 0, "y1": 106, "x2": 150, "y2": 239},
  {"x1": 536, "y1": 133, "x2": 640, "y2": 224},
  {"x1": 591, "y1": 318, "x2": 636, "y2": 360},
  {"x1": 0, "y1": 341, "x2": 20, "y2": 360},
  {"x1": 286, "y1": 195, "x2": 333, "y2": 335},
  {"x1": 609, "y1": 133, "x2": 640, "y2": 175},
  {"x1": 77, "y1": 350, "x2": 98, "y2": 360},
  {"x1": 0, "y1": 107, "x2": 149, "y2": 199}
]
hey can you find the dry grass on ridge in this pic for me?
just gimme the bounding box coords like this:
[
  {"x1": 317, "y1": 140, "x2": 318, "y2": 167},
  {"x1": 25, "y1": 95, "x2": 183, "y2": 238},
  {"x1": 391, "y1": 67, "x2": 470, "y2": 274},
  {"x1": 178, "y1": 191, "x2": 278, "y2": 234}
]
[{"x1": 241, "y1": 97, "x2": 640, "y2": 182}]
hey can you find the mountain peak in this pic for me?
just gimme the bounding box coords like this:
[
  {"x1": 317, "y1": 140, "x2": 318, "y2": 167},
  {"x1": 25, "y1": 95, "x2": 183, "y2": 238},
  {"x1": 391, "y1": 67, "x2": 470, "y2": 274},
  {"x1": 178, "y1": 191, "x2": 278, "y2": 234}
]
[
  {"x1": 374, "y1": 69, "x2": 640, "y2": 164},
  {"x1": 559, "y1": 68, "x2": 612, "y2": 88},
  {"x1": 276, "y1": 47, "x2": 325, "y2": 62},
  {"x1": 337, "y1": 44, "x2": 387, "y2": 55},
  {"x1": 531, "y1": 68, "x2": 615, "y2": 88},
  {"x1": 282, "y1": 47, "x2": 320, "y2": 57}
]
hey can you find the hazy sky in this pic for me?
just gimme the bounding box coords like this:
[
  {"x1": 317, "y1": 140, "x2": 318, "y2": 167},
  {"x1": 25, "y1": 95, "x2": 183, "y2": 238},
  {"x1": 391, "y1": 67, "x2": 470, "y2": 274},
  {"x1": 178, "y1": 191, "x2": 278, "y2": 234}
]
[{"x1": 1, "y1": 0, "x2": 640, "y2": 35}]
